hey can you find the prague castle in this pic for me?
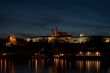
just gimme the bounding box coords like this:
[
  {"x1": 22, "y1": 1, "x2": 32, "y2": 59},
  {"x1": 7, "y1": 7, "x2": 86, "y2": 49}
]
[{"x1": 25, "y1": 28, "x2": 110, "y2": 44}]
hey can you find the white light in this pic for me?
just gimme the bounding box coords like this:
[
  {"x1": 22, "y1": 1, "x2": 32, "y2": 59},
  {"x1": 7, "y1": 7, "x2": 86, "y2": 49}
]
[
  {"x1": 80, "y1": 33, "x2": 84, "y2": 37},
  {"x1": 79, "y1": 51, "x2": 83, "y2": 56},
  {"x1": 79, "y1": 51, "x2": 82, "y2": 54},
  {"x1": 95, "y1": 52, "x2": 100, "y2": 56},
  {"x1": 60, "y1": 53, "x2": 64, "y2": 56},
  {"x1": 86, "y1": 52, "x2": 91, "y2": 56},
  {"x1": 3, "y1": 53, "x2": 7, "y2": 56}
]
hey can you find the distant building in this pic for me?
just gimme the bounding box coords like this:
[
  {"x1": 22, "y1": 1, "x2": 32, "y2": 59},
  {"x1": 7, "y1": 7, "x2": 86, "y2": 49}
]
[
  {"x1": 68, "y1": 33, "x2": 90, "y2": 43},
  {"x1": 51, "y1": 27, "x2": 71, "y2": 37},
  {"x1": 103, "y1": 36, "x2": 110, "y2": 43},
  {"x1": 7, "y1": 33, "x2": 17, "y2": 46},
  {"x1": 48, "y1": 28, "x2": 72, "y2": 42},
  {"x1": 26, "y1": 28, "x2": 72, "y2": 43},
  {"x1": 25, "y1": 28, "x2": 110, "y2": 43}
]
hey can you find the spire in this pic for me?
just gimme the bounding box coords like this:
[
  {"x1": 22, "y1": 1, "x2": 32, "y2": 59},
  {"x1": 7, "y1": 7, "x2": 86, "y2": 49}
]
[{"x1": 51, "y1": 27, "x2": 59, "y2": 37}]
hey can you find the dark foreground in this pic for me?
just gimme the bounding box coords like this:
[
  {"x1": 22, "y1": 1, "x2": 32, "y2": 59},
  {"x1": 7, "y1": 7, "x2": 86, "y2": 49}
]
[
  {"x1": 0, "y1": 58, "x2": 110, "y2": 73},
  {"x1": 0, "y1": 40, "x2": 110, "y2": 73}
]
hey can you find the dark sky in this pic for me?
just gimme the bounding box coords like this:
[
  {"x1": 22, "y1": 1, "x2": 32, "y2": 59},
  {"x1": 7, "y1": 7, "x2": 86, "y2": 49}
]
[{"x1": 0, "y1": 0, "x2": 110, "y2": 37}]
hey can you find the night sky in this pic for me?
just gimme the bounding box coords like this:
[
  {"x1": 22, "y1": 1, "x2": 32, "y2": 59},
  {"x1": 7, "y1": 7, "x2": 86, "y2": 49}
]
[{"x1": 0, "y1": 0, "x2": 110, "y2": 37}]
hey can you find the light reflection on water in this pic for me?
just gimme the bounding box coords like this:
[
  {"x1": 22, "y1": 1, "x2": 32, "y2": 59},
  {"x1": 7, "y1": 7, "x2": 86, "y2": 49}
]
[{"x1": 0, "y1": 59, "x2": 109, "y2": 73}]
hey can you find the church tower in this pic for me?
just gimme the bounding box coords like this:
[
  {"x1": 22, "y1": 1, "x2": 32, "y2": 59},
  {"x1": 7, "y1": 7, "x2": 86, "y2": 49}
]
[
  {"x1": 9, "y1": 33, "x2": 16, "y2": 45},
  {"x1": 51, "y1": 27, "x2": 59, "y2": 37}
]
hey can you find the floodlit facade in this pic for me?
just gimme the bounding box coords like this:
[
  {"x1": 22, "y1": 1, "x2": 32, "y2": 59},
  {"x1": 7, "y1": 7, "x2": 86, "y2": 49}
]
[
  {"x1": 25, "y1": 28, "x2": 110, "y2": 43},
  {"x1": 26, "y1": 28, "x2": 72, "y2": 43},
  {"x1": 103, "y1": 37, "x2": 110, "y2": 43},
  {"x1": 68, "y1": 33, "x2": 90, "y2": 43},
  {"x1": 26, "y1": 37, "x2": 48, "y2": 42}
]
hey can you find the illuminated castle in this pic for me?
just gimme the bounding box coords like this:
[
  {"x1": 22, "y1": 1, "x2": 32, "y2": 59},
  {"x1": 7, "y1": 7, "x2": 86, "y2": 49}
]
[
  {"x1": 25, "y1": 28, "x2": 110, "y2": 43},
  {"x1": 48, "y1": 28, "x2": 72, "y2": 42},
  {"x1": 26, "y1": 28, "x2": 72, "y2": 43},
  {"x1": 51, "y1": 27, "x2": 71, "y2": 37}
]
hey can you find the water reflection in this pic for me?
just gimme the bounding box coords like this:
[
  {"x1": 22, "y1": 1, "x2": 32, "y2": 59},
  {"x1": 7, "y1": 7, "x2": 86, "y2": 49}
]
[
  {"x1": 34, "y1": 59, "x2": 44, "y2": 73},
  {"x1": 0, "y1": 59, "x2": 15, "y2": 73},
  {"x1": 88, "y1": 61, "x2": 100, "y2": 72},
  {"x1": 32, "y1": 59, "x2": 103, "y2": 73},
  {"x1": 0, "y1": 59, "x2": 109, "y2": 73}
]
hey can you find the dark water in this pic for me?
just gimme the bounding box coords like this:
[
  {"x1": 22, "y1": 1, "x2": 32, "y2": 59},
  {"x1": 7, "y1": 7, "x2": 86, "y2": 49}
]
[{"x1": 0, "y1": 59, "x2": 110, "y2": 73}]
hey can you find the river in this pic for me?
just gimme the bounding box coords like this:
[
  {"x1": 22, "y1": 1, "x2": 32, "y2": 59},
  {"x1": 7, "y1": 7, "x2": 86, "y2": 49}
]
[{"x1": 0, "y1": 59, "x2": 109, "y2": 73}]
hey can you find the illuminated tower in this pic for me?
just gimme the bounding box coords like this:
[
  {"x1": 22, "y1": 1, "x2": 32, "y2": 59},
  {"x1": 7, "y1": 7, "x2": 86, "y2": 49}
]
[
  {"x1": 52, "y1": 27, "x2": 59, "y2": 37},
  {"x1": 9, "y1": 33, "x2": 16, "y2": 45}
]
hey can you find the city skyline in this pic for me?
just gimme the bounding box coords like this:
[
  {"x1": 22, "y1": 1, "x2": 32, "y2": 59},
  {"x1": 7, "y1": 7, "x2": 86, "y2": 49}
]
[{"x1": 0, "y1": 0, "x2": 110, "y2": 37}]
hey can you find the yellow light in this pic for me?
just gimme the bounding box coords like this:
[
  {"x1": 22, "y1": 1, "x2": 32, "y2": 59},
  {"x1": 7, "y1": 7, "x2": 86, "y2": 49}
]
[
  {"x1": 95, "y1": 52, "x2": 100, "y2": 56},
  {"x1": 79, "y1": 51, "x2": 83, "y2": 56},
  {"x1": 86, "y1": 52, "x2": 91, "y2": 56},
  {"x1": 105, "y1": 38, "x2": 110, "y2": 43}
]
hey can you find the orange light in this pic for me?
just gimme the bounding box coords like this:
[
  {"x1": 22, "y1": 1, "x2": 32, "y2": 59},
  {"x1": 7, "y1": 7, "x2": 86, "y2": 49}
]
[
  {"x1": 9, "y1": 33, "x2": 16, "y2": 45},
  {"x1": 60, "y1": 53, "x2": 64, "y2": 56}
]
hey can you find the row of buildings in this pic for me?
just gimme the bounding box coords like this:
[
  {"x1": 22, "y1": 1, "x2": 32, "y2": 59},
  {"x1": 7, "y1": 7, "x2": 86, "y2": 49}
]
[
  {"x1": 25, "y1": 28, "x2": 110, "y2": 44},
  {"x1": 4, "y1": 28, "x2": 110, "y2": 46},
  {"x1": 2, "y1": 28, "x2": 110, "y2": 58}
]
